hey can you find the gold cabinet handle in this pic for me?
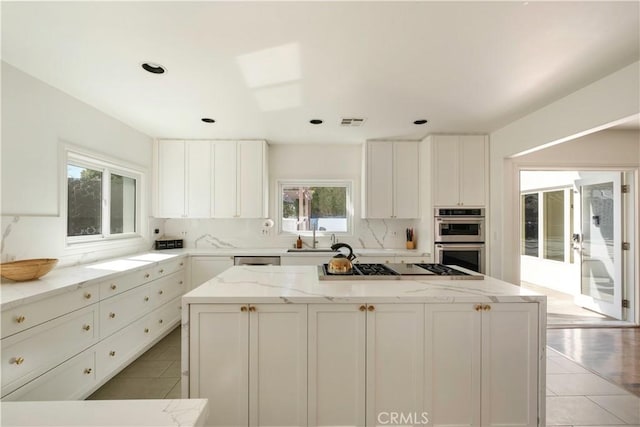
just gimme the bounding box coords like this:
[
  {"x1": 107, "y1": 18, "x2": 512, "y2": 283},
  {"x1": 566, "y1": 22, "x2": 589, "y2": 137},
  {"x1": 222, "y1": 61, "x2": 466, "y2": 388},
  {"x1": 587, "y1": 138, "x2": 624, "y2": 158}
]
[
  {"x1": 474, "y1": 304, "x2": 483, "y2": 312},
  {"x1": 11, "y1": 357, "x2": 25, "y2": 365},
  {"x1": 240, "y1": 306, "x2": 248, "y2": 312},
  {"x1": 144, "y1": 296, "x2": 149, "y2": 302},
  {"x1": 83, "y1": 324, "x2": 91, "y2": 331},
  {"x1": 109, "y1": 351, "x2": 116, "y2": 357},
  {"x1": 144, "y1": 328, "x2": 150, "y2": 333},
  {"x1": 84, "y1": 368, "x2": 92, "y2": 375},
  {"x1": 109, "y1": 312, "x2": 116, "y2": 319},
  {"x1": 359, "y1": 305, "x2": 366, "y2": 312},
  {"x1": 179, "y1": 281, "x2": 183, "y2": 285},
  {"x1": 367, "y1": 305, "x2": 375, "y2": 312},
  {"x1": 249, "y1": 306, "x2": 256, "y2": 312},
  {"x1": 483, "y1": 304, "x2": 491, "y2": 311},
  {"x1": 159, "y1": 269, "x2": 164, "y2": 274},
  {"x1": 84, "y1": 292, "x2": 92, "y2": 299},
  {"x1": 179, "y1": 262, "x2": 184, "y2": 267},
  {"x1": 144, "y1": 273, "x2": 150, "y2": 279},
  {"x1": 110, "y1": 284, "x2": 117, "y2": 290},
  {"x1": 159, "y1": 319, "x2": 164, "y2": 324},
  {"x1": 158, "y1": 290, "x2": 164, "y2": 295},
  {"x1": 15, "y1": 315, "x2": 26, "y2": 324}
]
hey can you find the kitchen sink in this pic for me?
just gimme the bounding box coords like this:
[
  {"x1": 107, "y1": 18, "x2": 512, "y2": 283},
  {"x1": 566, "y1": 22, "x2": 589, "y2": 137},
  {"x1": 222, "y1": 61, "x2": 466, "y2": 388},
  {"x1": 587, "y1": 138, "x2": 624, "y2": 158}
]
[{"x1": 286, "y1": 248, "x2": 335, "y2": 253}]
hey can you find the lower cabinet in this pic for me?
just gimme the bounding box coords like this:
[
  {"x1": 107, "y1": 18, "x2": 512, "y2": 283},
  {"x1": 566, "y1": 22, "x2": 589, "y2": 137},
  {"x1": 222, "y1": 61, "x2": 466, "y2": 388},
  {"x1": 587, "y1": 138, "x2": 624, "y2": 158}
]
[
  {"x1": 189, "y1": 304, "x2": 307, "y2": 426},
  {"x1": 190, "y1": 256, "x2": 234, "y2": 290},
  {"x1": 189, "y1": 302, "x2": 540, "y2": 427}
]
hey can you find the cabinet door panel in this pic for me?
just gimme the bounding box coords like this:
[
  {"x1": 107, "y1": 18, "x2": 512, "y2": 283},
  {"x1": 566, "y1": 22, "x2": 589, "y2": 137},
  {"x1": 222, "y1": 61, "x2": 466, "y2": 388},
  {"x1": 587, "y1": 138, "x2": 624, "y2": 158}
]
[
  {"x1": 425, "y1": 304, "x2": 481, "y2": 427},
  {"x1": 186, "y1": 141, "x2": 211, "y2": 218},
  {"x1": 459, "y1": 136, "x2": 486, "y2": 207},
  {"x1": 481, "y1": 303, "x2": 539, "y2": 427},
  {"x1": 308, "y1": 304, "x2": 366, "y2": 427},
  {"x1": 433, "y1": 136, "x2": 460, "y2": 207},
  {"x1": 394, "y1": 142, "x2": 419, "y2": 218},
  {"x1": 190, "y1": 256, "x2": 234, "y2": 289},
  {"x1": 366, "y1": 142, "x2": 394, "y2": 218},
  {"x1": 238, "y1": 141, "x2": 266, "y2": 218},
  {"x1": 249, "y1": 304, "x2": 307, "y2": 427},
  {"x1": 158, "y1": 140, "x2": 185, "y2": 218},
  {"x1": 212, "y1": 141, "x2": 238, "y2": 218},
  {"x1": 189, "y1": 304, "x2": 249, "y2": 426},
  {"x1": 366, "y1": 304, "x2": 424, "y2": 425}
]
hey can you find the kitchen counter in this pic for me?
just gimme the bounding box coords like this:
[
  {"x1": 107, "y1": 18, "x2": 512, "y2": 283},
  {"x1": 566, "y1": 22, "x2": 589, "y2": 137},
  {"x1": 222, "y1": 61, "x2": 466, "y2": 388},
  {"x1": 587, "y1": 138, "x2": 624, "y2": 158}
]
[
  {"x1": 163, "y1": 247, "x2": 430, "y2": 257},
  {"x1": 1, "y1": 399, "x2": 209, "y2": 426},
  {"x1": 182, "y1": 265, "x2": 545, "y2": 304}
]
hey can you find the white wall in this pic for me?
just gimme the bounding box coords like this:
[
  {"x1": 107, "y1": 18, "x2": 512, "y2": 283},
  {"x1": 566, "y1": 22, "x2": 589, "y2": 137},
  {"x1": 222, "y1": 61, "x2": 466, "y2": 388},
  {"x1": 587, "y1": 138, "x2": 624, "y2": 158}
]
[
  {"x1": 489, "y1": 61, "x2": 640, "y2": 283},
  {"x1": 162, "y1": 143, "x2": 422, "y2": 251},
  {"x1": 1, "y1": 62, "x2": 157, "y2": 266}
]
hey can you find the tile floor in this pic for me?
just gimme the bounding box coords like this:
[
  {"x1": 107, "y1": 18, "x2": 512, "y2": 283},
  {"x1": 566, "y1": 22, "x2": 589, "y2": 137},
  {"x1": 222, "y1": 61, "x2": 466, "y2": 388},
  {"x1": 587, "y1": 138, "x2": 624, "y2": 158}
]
[{"x1": 89, "y1": 326, "x2": 640, "y2": 427}]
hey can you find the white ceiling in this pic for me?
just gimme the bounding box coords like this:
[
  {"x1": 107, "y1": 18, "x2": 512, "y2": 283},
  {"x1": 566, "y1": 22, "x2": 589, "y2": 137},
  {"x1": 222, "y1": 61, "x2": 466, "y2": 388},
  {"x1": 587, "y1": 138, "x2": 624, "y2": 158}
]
[{"x1": 2, "y1": 1, "x2": 639, "y2": 144}]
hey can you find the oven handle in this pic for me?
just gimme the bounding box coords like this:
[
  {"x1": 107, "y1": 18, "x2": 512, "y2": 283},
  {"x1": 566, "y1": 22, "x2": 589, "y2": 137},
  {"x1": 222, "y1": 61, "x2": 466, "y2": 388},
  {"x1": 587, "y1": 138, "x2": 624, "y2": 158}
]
[
  {"x1": 435, "y1": 217, "x2": 484, "y2": 223},
  {"x1": 435, "y1": 243, "x2": 486, "y2": 249}
]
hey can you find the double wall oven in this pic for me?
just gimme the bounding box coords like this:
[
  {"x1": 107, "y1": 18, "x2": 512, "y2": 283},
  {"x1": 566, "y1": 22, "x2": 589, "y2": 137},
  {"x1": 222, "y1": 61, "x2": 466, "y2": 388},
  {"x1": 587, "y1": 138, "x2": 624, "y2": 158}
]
[{"x1": 434, "y1": 208, "x2": 485, "y2": 273}]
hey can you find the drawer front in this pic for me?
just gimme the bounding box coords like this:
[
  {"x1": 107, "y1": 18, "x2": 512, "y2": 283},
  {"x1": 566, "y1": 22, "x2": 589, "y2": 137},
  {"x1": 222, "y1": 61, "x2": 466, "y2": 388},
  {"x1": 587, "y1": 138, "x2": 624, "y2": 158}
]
[
  {"x1": 98, "y1": 270, "x2": 146, "y2": 300},
  {"x1": 1, "y1": 305, "x2": 98, "y2": 395},
  {"x1": 99, "y1": 282, "x2": 154, "y2": 339},
  {"x1": 152, "y1": 296, "x2": 182, "y2": 335},
  {"x1": 3, "y1": 350, "x2": 96, "y2": 401},
  {"x1": 150, "y1": 271, "x2": 185, "y2": 309},
  {"x1": 156, "y1": 257, "x2": 186, "y2": 278},
  {"x1": 1, "y1": 283, "x2": 99, "y2": 339},
  {"x1": 96, "y1": 315, "x2": 149, "y2": 383}
]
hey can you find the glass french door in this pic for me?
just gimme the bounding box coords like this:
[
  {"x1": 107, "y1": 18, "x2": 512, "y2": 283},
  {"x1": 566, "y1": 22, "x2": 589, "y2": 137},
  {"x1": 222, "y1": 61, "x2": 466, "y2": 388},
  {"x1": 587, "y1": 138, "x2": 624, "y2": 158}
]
[{"x1": 574, "y1": 173, "x2": 623, "y2": 319}]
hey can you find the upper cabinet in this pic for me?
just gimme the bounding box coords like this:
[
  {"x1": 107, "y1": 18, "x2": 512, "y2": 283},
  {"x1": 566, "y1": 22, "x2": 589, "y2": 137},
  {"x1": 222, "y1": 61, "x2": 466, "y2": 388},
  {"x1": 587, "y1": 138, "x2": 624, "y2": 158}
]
[
  {"x1": 156, "y1": 140, "x2": 268, "y2": 219},
  {"x1": 362, "y1": 141, "x2": 419, "y2": 219},
  {"x1": 432, "y1": 135, "x2": 488, "y2": 207}
]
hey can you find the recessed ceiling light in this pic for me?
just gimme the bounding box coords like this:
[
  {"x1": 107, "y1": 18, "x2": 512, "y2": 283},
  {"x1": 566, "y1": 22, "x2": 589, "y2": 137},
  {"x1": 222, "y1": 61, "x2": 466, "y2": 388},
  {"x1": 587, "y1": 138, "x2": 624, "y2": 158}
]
[
  {"x1": 413, "y1": 119, "x2": 428, "y2": 125},
  {"x1": 141, "y1": 62, "x2": 166, "y2": 74},
  {"x1": 201, "y1": 118, "x2": 216, "y2": 123},
  {"x1": 309, "y1": 119, "x2": 323, "y2": 125}
]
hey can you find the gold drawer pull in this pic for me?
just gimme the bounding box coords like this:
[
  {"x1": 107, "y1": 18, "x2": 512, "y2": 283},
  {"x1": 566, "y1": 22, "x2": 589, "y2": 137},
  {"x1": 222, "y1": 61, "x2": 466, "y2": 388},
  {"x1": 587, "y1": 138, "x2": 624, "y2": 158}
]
[
  {"x1": 144, "y1": 328, "x2": 150, "y2": 333},
  {"x1": 84, "y1": 368, "x2": 92, "y2": 375},
  {"x1": 83, "y1": 324, "x2": 91, "y2": 331},
  {"x1": 109, "y1": 312, "x2": 116, "y2": 319},
  {"x1": 110, "y1": 284, "x2": 117, "y2": 290},
  {"x1": 15, "y1": 315, "x2": 26, "y2": 324},
  {"x1": 11, "y1": 357, "x2": 25, "y2": 365},
  {"x1": 158, "y1": 290, "x2": 164, "y2": 295},
  {"x1": 159, "y1": 269, "x2": 164, "y2": 274},
  {"x1": 144, "y1": 273, "x2": 150, "y2": 279},
  {"x1": 359, "y1": 305, "x2": 366, "y2": 312},
  {"x1": 240, "y1": 306, "x2": 248, "y2": 312},
  {"x1": 474, "y1": 304, "x2": 483, "y2": 312},
  {"x1": 367, "y1": 305, "x2": 375, "y2": 312},
  {"x1": 144, "y1": 296, "x2": 149, "y2": 302},
  {"x1": 249, "y1": 306, "x2": 256, "y2": 312},
  {"x1": 483, "y1": 304, "x2": 491, "y2": 311},
  {"x1": 109, "y1": 351, "x2": 116, "y2": 357},
  {"x1": 158, "y1": 319, "x2": 163, "y2": 324},
  {"x1": 84, "y1": 292, "x2": 92, "y2": 299},
  {"x1": 179, "y1": 281, "x2": 183, "y2": 285},
  {"x1": 179, "y1": 262, "x2": 184, "y2": 267}
]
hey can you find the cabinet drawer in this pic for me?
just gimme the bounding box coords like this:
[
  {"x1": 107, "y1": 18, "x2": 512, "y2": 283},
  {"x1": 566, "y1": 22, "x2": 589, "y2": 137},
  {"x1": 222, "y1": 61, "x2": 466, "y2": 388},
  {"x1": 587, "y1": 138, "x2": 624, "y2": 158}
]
[
  {"x1": 99, "y1": 270, "x2": 147, "y2": 299},
  {"x1": 96, "y1": 315, "x2": 149, "y2": 383},
  {"x1": 156, "y1": 257, "x2": 186, "y2": 278},
  {"x1": 1, "y1": 305, "x2": 98, "y2": 395},
  {"x1": 1, "y1": 283, "x2": 99, "y2": 339},
  {"x1": 151, "y1": 296, "x2": 182, "y2": 334},
  {"x1": 3, "y1": 350, "x2": 96, "y2": 401},
  {"x1": 150, "y1": 271, "x2": 185, "y2": 309},
  {"x1": 99, "y1": 283, "x2": 154, "y2": 339}
]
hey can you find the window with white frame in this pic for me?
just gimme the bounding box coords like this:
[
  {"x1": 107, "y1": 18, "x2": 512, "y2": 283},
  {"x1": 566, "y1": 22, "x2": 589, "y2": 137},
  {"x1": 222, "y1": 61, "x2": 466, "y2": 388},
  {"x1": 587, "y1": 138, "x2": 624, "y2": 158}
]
[
  {"x1": 279, "y1": 181, "x2": 353, "y2": 234},
  {"x1": 66, "y1": 150, "x2": 142, "y2": 243}
]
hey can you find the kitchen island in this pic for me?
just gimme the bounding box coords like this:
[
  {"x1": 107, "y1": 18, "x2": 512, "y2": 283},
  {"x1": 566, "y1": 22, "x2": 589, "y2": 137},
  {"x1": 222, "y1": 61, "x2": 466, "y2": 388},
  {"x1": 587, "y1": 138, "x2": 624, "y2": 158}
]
[{"x1": 182, "y1": 265, "x2": 546, "y2": 427}]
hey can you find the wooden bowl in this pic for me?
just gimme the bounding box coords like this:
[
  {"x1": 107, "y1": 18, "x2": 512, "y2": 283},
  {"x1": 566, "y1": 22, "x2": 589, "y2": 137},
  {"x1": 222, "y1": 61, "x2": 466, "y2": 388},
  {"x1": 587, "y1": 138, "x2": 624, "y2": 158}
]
[{"x1": 1, "y1": 258, "x2": 58, "y2": 282}]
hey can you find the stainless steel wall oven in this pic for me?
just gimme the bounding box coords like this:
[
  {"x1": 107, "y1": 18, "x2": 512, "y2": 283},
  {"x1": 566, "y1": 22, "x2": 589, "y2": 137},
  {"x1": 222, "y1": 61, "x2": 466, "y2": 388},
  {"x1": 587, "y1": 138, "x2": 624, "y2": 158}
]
[{"x1": 434, "y1": 208, "x2": 485, "y2": 273}]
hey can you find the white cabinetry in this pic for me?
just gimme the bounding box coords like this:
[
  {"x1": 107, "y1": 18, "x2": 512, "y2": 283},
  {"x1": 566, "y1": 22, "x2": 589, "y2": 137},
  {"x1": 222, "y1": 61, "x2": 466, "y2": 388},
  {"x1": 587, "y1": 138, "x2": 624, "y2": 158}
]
[
  {"x1": 363, "y1": 141, "x2": 419, "y2": 218},
  {"x1": 212, "y1": 140, "x2": 268, "y2": 218},
  {"x1": 189, "y1": 304, "x2": 307, "y2": 426},
  {"x1": 157, "y1": 140, "x2": 211, "y2": 218},
  {"x1": 190, "y1": 256, "x2": 234, "y2": 289},
  {"x1": 1, "y1": 256, "x2": 186, "y2": 401},
  {"x1": 432, "y1": 135, "x2": 488, "y2": 207},
  {"x1": 425, "y1": 303, "x2": 539, "y2": 427}
]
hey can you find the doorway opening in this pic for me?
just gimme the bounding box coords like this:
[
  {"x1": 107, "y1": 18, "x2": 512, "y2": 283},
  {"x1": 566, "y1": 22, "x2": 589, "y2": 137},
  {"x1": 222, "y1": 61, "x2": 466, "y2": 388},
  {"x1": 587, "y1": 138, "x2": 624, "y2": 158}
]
[{"x1": 519, "y1": 170, "x2": 635, "y2": 327}]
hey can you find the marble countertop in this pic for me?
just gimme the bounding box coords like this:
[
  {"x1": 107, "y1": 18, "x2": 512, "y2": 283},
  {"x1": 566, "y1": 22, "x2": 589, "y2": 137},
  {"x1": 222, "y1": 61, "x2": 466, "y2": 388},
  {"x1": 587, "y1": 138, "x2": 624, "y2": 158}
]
[
  {"x1": 166, "y1": 247, "x2": 431, "y2": 257},
  {"x1": 1, "y1": 399, "x2": 209, "y2": 426},
  {"x1": 183, "y1": 265, "x2": 546, "y2": 304}
]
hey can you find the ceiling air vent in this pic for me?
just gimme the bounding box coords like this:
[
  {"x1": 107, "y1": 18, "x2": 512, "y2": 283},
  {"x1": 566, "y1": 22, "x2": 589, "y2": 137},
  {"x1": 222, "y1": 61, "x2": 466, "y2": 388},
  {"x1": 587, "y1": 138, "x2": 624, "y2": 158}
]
[{"x1": 340, "y1": 118, "x2": 367, "y2": 127}]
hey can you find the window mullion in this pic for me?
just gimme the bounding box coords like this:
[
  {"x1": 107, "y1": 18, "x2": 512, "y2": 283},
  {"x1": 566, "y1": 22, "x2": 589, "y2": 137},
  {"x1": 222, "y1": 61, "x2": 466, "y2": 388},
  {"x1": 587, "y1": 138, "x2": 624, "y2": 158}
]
[{"x1": 103, "y1": 169, "x2": 111, "y2": 238}]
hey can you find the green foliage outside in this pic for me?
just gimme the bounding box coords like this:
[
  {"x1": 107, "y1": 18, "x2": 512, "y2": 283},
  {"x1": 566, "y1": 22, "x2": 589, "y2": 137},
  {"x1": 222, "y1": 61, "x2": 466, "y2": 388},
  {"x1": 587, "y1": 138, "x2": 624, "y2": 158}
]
[
  {"x1": 67, "y1": 167, "x2": 102, "y2": 236},
  {"x1": 282, "y1": 186, "x2": 346, "y2": 219}
]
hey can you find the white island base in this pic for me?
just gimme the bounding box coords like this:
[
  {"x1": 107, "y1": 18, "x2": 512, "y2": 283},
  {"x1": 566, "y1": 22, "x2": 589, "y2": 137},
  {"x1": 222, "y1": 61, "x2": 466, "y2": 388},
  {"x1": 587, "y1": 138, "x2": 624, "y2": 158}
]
[{"x1": 182, "y1": 265, "x2": 547, "y2": 427}]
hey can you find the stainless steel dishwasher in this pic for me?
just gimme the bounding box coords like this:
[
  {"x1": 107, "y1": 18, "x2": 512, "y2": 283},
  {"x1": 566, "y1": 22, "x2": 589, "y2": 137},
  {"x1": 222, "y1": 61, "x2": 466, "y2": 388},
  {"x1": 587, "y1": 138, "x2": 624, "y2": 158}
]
[{"x1": 233, "y1": 256, "x2": 281, "y2": 266}]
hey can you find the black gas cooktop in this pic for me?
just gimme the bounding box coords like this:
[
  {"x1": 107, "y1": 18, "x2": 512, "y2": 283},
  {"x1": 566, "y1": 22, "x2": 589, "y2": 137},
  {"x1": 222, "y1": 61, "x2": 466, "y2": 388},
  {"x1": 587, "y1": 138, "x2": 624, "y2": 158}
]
[{"x1": 318, "y1": 263, "x2": 483, "y2": 280}]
